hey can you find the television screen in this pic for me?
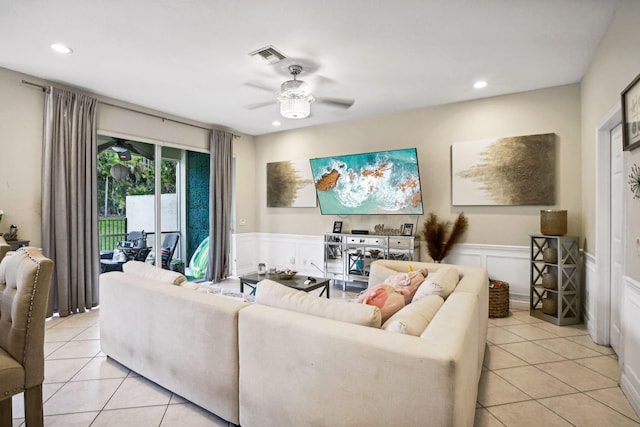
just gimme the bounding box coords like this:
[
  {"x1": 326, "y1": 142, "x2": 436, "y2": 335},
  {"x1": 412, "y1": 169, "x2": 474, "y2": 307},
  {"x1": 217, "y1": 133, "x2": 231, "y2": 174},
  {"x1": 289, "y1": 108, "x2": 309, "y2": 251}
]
[{"x1": 309, "y1": 148, "x2": 424, "y2": 215}]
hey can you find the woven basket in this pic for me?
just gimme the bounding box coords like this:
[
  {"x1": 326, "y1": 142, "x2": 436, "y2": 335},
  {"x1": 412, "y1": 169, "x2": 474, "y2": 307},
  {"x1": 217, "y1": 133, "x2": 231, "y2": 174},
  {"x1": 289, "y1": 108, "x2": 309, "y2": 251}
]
[{"x1": 489, "y1": 281, "x2": 510, "y2": 318}]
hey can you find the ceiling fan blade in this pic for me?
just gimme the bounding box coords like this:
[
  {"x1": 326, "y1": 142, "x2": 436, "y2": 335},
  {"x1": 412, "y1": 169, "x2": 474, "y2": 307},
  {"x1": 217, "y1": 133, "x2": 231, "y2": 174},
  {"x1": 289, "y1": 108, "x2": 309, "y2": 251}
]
[
  {"x1": 245, "y1": 100, "x2": 275, "y2": 110},
  {"x1": 313, "y1": 75, "x2": 336, "y2": 88},
  {"x1": 316, "y1": 97, "x2": 355, "y2": 109},
  {"x1": 122, "y1": 142, "x2": 154, "y2": 161},
  {"x1": 244, "y1": 81, "x2": 275, "y2": 92},
  {"x1": 97, "y1": 141, "x2": 117, "y2": 153}
]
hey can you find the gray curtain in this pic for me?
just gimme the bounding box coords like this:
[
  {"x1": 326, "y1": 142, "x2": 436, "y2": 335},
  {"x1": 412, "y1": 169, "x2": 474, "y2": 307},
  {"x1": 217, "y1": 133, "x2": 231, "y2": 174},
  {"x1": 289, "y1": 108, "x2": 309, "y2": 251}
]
[
  {"x1": 42, "y1": 87, "x2": 99, "y2": 317},
  {"x1": 207, "y1": 130, "x2": 233, "y2": 282}
]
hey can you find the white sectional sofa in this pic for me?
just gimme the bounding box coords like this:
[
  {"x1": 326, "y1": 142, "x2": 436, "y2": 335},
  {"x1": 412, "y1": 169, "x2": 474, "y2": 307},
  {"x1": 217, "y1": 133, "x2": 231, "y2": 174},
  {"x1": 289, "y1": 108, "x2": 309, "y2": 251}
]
[{"x1": 100, "y1": 259, "x2": 488, "y2": 427}]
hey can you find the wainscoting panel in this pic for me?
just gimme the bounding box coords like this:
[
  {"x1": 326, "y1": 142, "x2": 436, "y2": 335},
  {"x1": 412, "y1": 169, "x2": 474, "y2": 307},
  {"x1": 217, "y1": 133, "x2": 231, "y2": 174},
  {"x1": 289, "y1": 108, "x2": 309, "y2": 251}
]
[
  {"x1": 234, "y1": 234, "x2": 530, "y2": 306},
  {"x1": 232, "y1": 233, "x2": 258, "y2": 276},
  {"x1": 233, "y1": 233, "x2": 324, "y2": 277},
  {"x1": 621, "y1": 275, "x2": 640, "y2": 417},
  {"x1": 583, "y1": 253, "x2": 598, "y2": 342},
  {"x1": 446, "y1": 244, "x2": 529, "y2": 308}
]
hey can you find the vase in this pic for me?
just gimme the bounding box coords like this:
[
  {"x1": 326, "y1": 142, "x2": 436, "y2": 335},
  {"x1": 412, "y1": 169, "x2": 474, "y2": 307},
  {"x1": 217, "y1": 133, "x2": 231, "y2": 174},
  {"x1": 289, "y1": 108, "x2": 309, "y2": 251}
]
[
  {"x1": 542, "y1": 247, "x2": 557, "y2": 263},
  {"x1": 540, "y1": 210, "x2": 567, "y2": 236},
  {"x1": 542, "y1": 297, "x2": 557, "y2": 315},
  {"x1": 542, "y1": 273, "x2": 557, "y2": 290}
]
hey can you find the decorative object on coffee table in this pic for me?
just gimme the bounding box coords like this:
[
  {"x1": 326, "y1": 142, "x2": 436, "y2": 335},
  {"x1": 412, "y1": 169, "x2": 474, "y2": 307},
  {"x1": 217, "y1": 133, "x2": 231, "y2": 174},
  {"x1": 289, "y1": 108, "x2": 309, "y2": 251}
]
[
  {"x1": 277, "y1": 269, "x2": 297, "y2": 280},
  {"x1": 423, "y1": 212, "x2": 468, "y2": 262}
]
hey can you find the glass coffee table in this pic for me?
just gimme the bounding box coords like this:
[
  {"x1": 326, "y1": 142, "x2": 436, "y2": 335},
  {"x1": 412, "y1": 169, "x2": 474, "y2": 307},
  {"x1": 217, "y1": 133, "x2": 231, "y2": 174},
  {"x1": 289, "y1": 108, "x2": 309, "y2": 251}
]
[{"x1": 239, "y1": 273, "x2": 330, "y2": 298}]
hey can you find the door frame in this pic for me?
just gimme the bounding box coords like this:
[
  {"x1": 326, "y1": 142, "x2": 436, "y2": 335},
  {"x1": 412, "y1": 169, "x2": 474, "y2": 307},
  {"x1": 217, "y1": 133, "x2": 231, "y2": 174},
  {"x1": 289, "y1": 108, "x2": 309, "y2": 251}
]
[{"x1": 594, "y1": 103, "x2": 622, "y2": 345}]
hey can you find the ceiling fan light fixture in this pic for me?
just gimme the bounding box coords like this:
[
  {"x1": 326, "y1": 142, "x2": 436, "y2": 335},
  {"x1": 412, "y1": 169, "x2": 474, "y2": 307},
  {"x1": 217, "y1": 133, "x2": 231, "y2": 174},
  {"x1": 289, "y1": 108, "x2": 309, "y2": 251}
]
[{"x1": 279, "y1": 96, "x2": 312, "y2": 119}]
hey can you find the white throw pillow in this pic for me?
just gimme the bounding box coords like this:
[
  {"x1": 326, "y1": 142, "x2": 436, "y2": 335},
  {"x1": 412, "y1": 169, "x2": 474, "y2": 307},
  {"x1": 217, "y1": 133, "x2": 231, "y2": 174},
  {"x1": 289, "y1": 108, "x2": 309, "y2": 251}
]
[
  {"x1": 122, "y1": 260, "x2": 187, "y2": 286},
  {"x1": 255, "y1": 279, "x2": 382, "y2": 328},
  {"x1": 181, "y1": 281, "x2": 216, "y2": 293},
  {"x1": 412, "y1": 265, "x2": 459, "y2": 302},
  {"x1": 382, "y1": 294, "x2": 444, "y2": 336}
]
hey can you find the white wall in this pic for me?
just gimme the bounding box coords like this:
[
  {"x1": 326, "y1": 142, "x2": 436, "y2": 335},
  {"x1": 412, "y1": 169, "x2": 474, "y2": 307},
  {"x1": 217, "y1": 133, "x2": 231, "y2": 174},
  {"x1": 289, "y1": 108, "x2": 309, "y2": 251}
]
[
  {"x1": 581, "y1": 0, "x2": 640, "y2": 281},
  {"x1": 0, "y1": 66, "x2": 257, "y2": 248},
  {"x1": 580, "y1": 0, "x2": 640, "y2": 415},
  {"x1": 0, "y1": 67, "x2": 45, "y2": 245},
  {"x1": 255, "y1": 84, "x2": 582, "y2": 248}
]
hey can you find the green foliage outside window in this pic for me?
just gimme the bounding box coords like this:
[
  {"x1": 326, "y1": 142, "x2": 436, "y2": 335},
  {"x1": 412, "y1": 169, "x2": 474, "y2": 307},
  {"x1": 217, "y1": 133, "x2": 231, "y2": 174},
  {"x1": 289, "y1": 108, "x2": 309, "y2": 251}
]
[{"x1": 97, "y1": 151, "x2": 177, "y2": 217}]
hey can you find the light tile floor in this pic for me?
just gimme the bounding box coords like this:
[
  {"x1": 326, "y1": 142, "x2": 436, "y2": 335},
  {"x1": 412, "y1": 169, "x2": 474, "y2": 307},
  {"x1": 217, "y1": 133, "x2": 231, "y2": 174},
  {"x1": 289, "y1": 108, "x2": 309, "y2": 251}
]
[
  {"x1": 9, "y1": 278, "x2": 640, "y2": 426},
  {"x1": 476, "y1": 309, "x2": 640, "y2": 427}
]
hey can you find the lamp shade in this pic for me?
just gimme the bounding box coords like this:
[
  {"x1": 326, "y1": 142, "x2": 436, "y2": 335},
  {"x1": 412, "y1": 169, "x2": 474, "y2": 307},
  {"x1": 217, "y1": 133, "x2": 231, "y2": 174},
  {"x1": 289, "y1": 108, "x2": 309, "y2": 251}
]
[{"x1": 280, "y1": 96, "x2": 311, "y2": 119}]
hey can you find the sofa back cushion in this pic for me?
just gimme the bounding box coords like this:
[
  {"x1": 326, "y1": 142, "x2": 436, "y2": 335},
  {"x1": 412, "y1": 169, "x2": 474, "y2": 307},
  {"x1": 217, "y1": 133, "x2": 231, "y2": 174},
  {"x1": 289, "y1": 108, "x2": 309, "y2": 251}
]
[
  {"x1": 382, "y1": 294, "x2": 444, "y2": 336},
  {"x1": 412, "y1": 265, "x2": 459, "y2": 301},
  {"x1": 122, "y1": 260, "x2": 186, "y2": 285},
  {"x1": 255, "y1": 279, "x2": 382, "y2": 328}
]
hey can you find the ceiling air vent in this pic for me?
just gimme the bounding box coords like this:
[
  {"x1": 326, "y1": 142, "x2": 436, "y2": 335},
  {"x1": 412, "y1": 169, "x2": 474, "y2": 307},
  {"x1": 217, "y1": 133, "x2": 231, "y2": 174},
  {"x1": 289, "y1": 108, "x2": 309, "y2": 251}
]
[{"x1": 248, "y1": 45, "x2": 286, "y2": 65}]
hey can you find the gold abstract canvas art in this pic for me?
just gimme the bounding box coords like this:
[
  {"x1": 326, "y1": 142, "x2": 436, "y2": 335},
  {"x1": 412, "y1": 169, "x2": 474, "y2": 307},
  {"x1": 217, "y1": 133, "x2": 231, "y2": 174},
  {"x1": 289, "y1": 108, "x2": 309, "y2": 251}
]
[
  {"x1": 451, "y1": 133, "x2": 556, "y2": 206},
  {"x1": 267, "y1": 160, "x2": 317, "y2": 207}
]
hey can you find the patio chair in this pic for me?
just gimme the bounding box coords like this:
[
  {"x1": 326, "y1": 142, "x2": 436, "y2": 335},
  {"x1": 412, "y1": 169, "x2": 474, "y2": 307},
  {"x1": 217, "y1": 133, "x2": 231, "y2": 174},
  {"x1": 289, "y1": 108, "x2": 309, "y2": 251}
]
[
  {"x1": 160, "y1": 233, "x2": 179, "y2": 269},
  {"x1": 0, "y1": 247, "x2": 54, "y2": 426}
]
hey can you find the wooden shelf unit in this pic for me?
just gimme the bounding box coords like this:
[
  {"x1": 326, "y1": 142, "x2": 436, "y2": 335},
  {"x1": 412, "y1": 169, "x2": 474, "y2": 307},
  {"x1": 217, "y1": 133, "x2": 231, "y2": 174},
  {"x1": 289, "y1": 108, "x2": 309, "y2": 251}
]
[{"x1": 529, "y1": 234, "x2": 581, "y2": 326}]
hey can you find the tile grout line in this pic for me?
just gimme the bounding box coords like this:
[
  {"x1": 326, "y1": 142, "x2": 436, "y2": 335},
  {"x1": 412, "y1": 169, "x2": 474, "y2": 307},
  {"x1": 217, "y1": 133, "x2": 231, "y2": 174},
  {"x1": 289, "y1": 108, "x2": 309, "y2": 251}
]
[{"x1": 483, "y1": 312, "x2": 639, "y2": 426}]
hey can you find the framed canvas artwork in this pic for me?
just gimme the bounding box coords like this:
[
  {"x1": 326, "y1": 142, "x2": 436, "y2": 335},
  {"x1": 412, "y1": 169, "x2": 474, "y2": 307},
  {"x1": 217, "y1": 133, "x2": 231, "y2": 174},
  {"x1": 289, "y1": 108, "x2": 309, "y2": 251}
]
[
  {"x1": 451, "y1": 133, "x2": 556, "y2": 206},
  {"x1": 266, "y1": 160, "x2": 317, "y2": 207},
  {"x1": 622, "y1": 72, "x2": 640, "y2": 151}
]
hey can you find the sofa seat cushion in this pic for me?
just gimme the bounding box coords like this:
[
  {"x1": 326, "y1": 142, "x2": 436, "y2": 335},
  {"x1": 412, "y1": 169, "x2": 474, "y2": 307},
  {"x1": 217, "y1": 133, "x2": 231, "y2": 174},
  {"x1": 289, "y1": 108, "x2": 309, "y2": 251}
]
[
  {"x1": 382, "y1": 294, "x2": 444, "y2": 336},
  {"x1": 0, "y1": 347, "x2": 24, "y2": 396},
  {"x1": 412, "y1": 265, "x2": 459, "y2": 301},
  {"x1": 255, "y1": 280, "x2": 381, "y2": 328},
  {"x1": 122, "y1": 261, "x2": 186, "y2": 285}
]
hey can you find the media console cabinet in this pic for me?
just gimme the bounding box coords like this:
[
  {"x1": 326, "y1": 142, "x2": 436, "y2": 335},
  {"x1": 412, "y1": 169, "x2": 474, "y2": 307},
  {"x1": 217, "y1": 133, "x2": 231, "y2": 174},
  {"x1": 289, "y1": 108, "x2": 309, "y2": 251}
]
[{"x1": 323, "y1": 233, "x2": 418, "y2": 289}]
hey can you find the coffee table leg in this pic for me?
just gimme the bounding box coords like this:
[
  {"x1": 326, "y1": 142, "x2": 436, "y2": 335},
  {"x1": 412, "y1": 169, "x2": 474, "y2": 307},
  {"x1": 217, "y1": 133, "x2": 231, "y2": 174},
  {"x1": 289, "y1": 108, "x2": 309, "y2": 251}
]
[{"x1": 319, "y1": 282, "x2": 330, "y2": 299}]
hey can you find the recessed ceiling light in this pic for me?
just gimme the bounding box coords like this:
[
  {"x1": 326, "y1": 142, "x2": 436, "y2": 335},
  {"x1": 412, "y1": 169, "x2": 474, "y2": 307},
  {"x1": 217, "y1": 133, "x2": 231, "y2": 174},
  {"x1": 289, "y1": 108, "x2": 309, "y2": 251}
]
[
  {"x1": 473, "y1": 80, "x2": 488, "y2": 89},
  {"x1": 272, "y1": 121, "x2": 281, "y2": 127},
  {"x1": 50, "y1": 43, "x2": 73, "y2": 54}
]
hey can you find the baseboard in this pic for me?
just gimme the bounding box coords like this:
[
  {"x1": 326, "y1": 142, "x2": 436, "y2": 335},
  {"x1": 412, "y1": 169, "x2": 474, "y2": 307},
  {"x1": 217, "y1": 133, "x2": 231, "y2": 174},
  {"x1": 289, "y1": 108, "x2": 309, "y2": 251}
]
[{"x1": 233, "y1": 234, "x2": 531, "y2": 303}]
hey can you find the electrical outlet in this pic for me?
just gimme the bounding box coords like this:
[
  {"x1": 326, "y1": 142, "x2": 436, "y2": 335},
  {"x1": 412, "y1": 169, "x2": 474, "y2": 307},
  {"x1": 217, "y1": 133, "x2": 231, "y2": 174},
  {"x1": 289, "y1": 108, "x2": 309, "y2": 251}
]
[
  {"x1": 238, "y1": 218, "x2": 247, "y2": 226},
  {"x1": 290, "y1": 257, "x2": 295, "y2": 264}
]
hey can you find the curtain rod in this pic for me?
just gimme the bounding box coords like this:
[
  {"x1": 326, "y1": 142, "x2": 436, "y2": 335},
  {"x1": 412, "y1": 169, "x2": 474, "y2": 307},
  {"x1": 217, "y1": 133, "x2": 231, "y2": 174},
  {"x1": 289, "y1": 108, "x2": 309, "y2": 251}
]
[{"x1": 21, "y1": 79, "x2": 240, "y2": 138}]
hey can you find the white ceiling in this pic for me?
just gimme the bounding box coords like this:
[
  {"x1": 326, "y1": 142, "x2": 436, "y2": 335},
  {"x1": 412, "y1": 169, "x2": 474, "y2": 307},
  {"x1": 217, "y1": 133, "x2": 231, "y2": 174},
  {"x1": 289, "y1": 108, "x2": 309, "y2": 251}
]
[{"x1": 0, "y1": 0, "x2": 618, "y2": 136}]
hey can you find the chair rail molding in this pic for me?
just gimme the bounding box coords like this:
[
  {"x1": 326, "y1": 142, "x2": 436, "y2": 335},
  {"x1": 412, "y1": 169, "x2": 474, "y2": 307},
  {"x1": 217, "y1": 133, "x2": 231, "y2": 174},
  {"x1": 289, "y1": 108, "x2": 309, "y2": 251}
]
[
  {"x1": 234, "y1": 234, "x2": 529, "y2": 307},
  {"x1": 445, "y1": 243, "x2": 529, "y2": 309}
]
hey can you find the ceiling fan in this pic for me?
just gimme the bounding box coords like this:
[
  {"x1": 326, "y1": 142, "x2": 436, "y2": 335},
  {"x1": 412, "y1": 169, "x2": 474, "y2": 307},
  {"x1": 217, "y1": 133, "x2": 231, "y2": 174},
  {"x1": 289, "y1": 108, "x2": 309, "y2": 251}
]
[
  {"x1": 98, "y1": 138, "x2": 154, "y2": 161},
  {"x1": 246, "y1": 64, "x2": 355, "y2": 119}
]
